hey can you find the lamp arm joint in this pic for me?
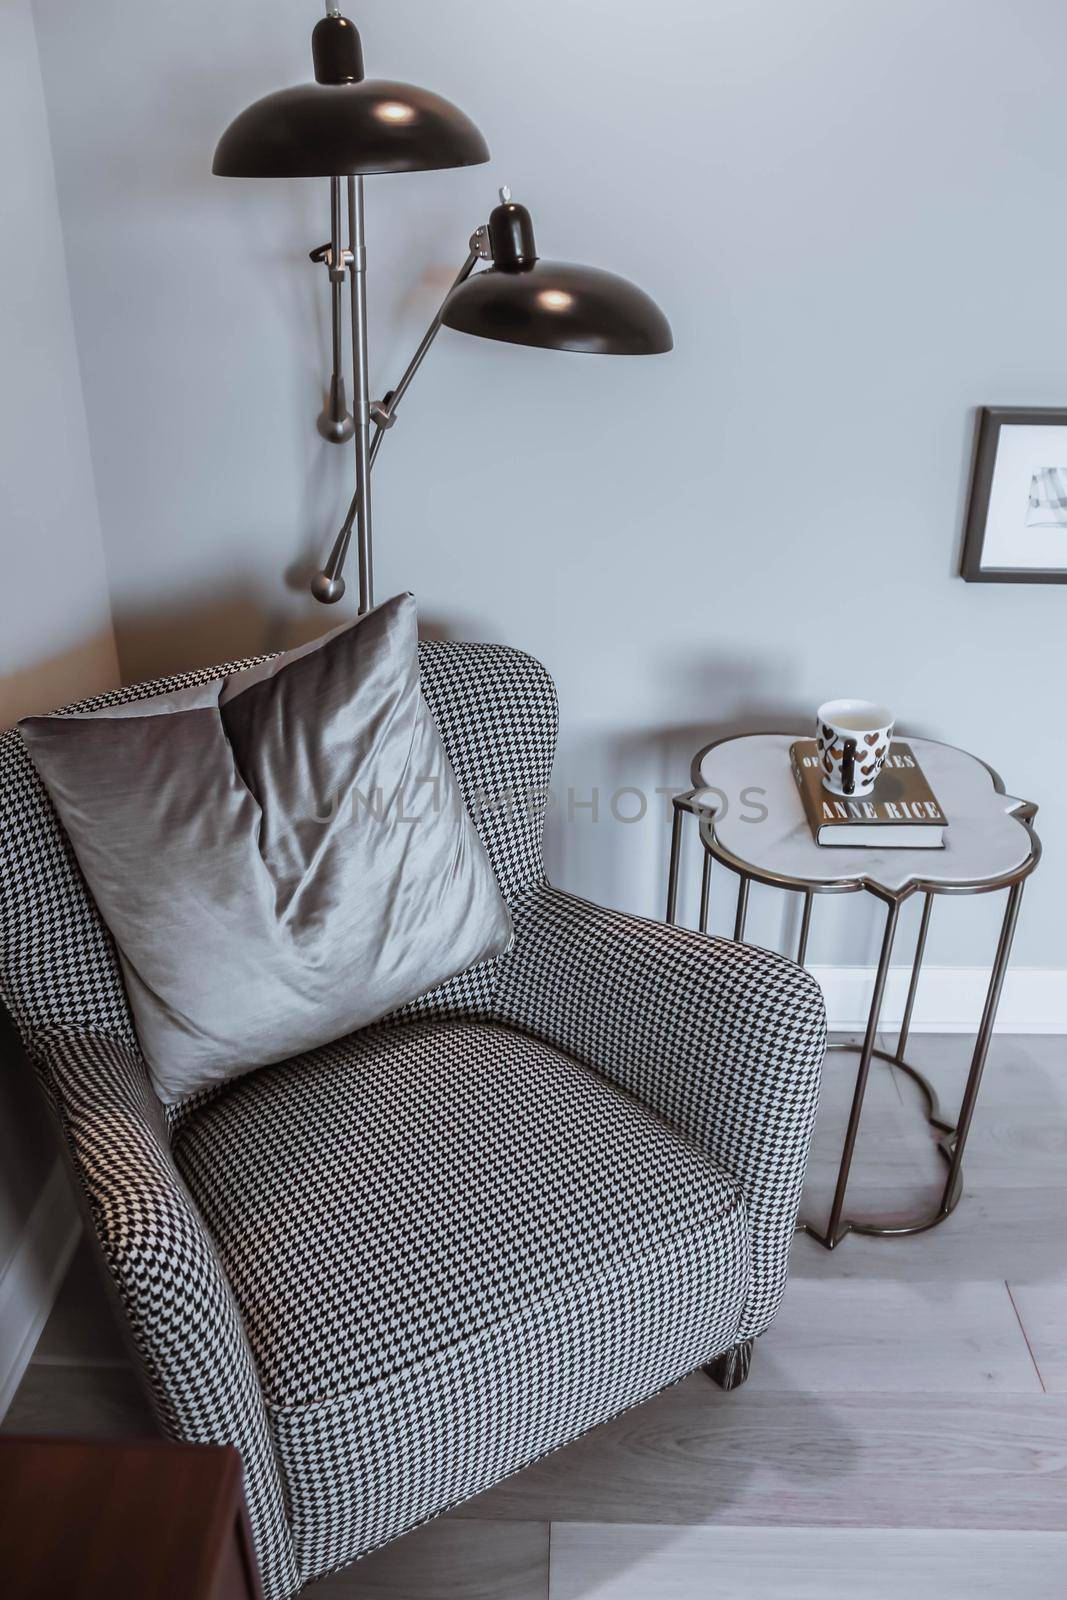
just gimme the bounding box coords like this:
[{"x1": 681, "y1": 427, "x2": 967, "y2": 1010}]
[
  {"x1": 469, "y1": 223, "x2": 493, "y2": 261},
  {"x1": 309, "y1": 240, "x2": 353, "y2": 281},
  {"x1": 311, "y1": 242, "x2": 481, "y2": 604},
  {"x1": 369, "y1": 392, "x2": 397, "y2": 429}
]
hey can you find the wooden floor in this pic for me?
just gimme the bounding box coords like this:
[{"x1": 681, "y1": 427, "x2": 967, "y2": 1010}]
[{"x1": 5, "y1": 1034, "x2": 1066, "y2": 1597}]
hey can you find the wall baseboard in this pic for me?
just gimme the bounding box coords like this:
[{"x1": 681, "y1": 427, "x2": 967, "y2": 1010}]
[
  {"x1": 0, "y1": 1157, "x2": 80, "y2": 1421},
  {"x1": 811, "y1": 964, "x2": 1067, "y2": 1035}
]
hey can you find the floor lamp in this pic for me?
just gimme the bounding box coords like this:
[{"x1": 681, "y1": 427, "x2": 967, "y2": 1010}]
[{"x1": 214, "y1": 8, "x2": 673, "y2": 611}]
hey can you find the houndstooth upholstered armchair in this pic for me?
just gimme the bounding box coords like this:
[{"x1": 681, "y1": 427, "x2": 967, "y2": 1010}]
[{"x1": 0, "y1": 639, "x2": 826, "y2": 1599}]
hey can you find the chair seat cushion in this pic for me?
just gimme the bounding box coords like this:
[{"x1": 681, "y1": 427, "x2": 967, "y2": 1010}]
[{"x1": 175, "y1": 1019, "x2": 750, "y2": 1578}]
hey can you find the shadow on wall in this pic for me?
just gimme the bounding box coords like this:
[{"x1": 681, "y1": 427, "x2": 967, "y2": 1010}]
[
  {"x1": 541, "y1": 641, "x2": 912, "y2": 969},
  {"x1": 546, "y1": 644, "x2": 813, "y2": 920},
  {"x1": 112, "y1": 588, "x2": 333, "y2": 685},
  {"x1": 98, "y1": 598, "x2": 890, "y2": 964},
  {"x1": 0, "y1": 631, "x2": 119, "y2": 728},
  {"x1": 111, "y1": 593, "x2": 496, "y2": 687}
]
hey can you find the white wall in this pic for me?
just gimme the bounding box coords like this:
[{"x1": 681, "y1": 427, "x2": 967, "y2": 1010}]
[
  {"x1": 1, "y1": 0, "x2": 117, "y2": 722},
  {"x1": 0, "y1": 0, "x2": 118, "y2": 1413},
  {"x1": 30, "y1": 0, "x2": 1067, "y2": 980}
]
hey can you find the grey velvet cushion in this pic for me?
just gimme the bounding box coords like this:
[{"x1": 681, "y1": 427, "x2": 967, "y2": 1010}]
[{"x1": 19, "y1": 594, "x2": 512, "y2": 1103}]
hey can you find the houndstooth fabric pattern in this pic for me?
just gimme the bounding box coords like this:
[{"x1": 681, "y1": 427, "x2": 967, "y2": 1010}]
[
  {"x1": 0, "y1": 639, "x2": 548, "y2": 1599},
  {"x1": 414, "y1": 640, "x2": 557, "y2": 905},
  {"x1": 28, "y1": 1024, "x2": 299, "y2": 1600},
  {"x1": 491, "y1": 886, "x2": 827, "y2": 1340},
  {"x1": 0, "y1": 649, "x2": 273, "y2": 1052},
  {"x1": 277, "y1": 1210, "x2": 746, "y2": 1581},
  {"x1": 0, "y1": 632, "x2": 824, "y2": 1597},
  {"x1": 174, "y1": 1017, "x2": 749, "y2": 1580},
  {"x1": 0, "y1": 640, "x2": 551, "y2": 1059},
  {"x1": 392, "y1": 639, "x2": 558, "y2": 1024}
]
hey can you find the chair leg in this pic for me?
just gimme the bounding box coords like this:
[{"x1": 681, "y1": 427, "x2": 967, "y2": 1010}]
[{"x1": 703, "y1": 1338, "x2": 754, "y2": 1391}]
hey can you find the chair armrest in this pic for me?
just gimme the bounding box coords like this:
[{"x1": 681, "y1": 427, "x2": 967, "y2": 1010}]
[
  {"x1": 28, "y1": 1024, "x2": 298, "y2": 1600},
  {"x1": 492, "y1": 886, "x2": 827, "y2": 1339}
]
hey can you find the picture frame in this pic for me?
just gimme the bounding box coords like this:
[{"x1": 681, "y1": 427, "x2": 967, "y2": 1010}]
[{"x1": 961, "y1": 406, "x2": 1067, "y2": 584}]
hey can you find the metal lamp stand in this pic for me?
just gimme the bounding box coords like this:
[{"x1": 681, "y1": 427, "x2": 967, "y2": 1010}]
[
  {"x1": 309, "y1": 187, "x2": 490, "y2": 613},
  {"x1": 214, "y1": 9, "x2": 673, "y2": 613},
  {"x1": 348, "y1": 176, "x2": 373, "y2": 615}
]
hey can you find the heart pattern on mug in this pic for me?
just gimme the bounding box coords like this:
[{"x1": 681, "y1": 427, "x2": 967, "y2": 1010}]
[{"x1": 817, "y1": 715, "x2": 895, "y2": 797}]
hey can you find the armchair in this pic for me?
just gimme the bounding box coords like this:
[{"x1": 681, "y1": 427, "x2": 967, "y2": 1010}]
[{"x1": 0, "y1": 638, "x2": 826, "y2": 1599}]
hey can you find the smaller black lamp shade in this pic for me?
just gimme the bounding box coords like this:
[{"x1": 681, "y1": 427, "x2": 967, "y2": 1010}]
[
  {"x1": 213, "y1": 12, "x2": 489, "y2": 178},
  {"x1": 443, "y1": 264, "x2": 673, "y2": 355},
  {"x1": 442, "y1": 196, "x2": 673, "y2": 355}
]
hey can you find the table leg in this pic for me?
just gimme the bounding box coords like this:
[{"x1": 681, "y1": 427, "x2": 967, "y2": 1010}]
[
  {"x1": 666, "y1": 801, "x2": 685, "y2": 925},
  {"x1": 807, "y1": 882, "x2": 1027, "y2": 1244},
  {"x1": 812, "y1": 898, "x2": 900, "y2": 1249},
  {"x1": 733, "y1": 876, "x2": 750, "y2": 943},
  {"x1": 938, "y1": 880, "x2": 1025, "y2": 1217},
  {"x1": 699, "y1": 851, "x2": 713, "y2": 934},
  {"x1": 887, "y1": 891, "x2": 955, "y2": 1136},
  {"x1": 796, "y1": 891, "x2": 814, "y2": 966},
  {"x1": 895, "y1": 891, "x2": 933, "y2": 1066}
]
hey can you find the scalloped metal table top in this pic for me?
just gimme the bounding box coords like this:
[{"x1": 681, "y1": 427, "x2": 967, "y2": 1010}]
[{"x1": 695, "y1": 734, "x2": 1039, "y2": 898}]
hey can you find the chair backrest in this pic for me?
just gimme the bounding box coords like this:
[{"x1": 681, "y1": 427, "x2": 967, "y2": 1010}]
[{"x1": 0, "y1": 638, "x2": 558, "y2": 1069}]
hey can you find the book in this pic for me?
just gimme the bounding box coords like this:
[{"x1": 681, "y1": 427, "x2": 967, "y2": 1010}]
[{"x1": 790, "y1": 740, "x2": 947, "y2": 849}]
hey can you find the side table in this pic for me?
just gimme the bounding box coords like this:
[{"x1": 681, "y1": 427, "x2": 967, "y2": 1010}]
[
  {"x1": 665, "y1": 734, "x2": 1040, "y2": 1250},
  {"x1": 0, "y1": 1436, "x2": 264, "y2": 1599}
]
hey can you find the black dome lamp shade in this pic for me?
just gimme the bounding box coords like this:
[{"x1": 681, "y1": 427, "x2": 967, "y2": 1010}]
[
  {"x1": 212, "y1": 10, "x2": 672, "y2": 612},
  {"x1": 442, "y1": 198, "x2": 673, "y2": 356},
  {"x1": 212, "y1": 12, "x2": 490, "y2": 177}
]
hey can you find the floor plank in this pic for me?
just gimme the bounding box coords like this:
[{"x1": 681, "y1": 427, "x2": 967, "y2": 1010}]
[
  {"x1": 457, "y1": 1377, "x2": 1067, "y2": 1531},
  {"x1": 31, "y1": 1235, "x2": 129, "y2": 1366},
  {"x1": 800, "y1": 1037, "x2": 1067, "y2": 1239},
  {"x1": 896, "y1": 1035, "x2": 1067, "y2": 1113},
  {"x1": 884, "y1": 1035, "x2": 1067, "y2": 1191},
  {"x1": 750, "y1": 1278, "x2": 1040, "y2": 1393},
  {"x1": 548, "y1": 1524, "x2": 1067, "y2": 1600},
  {"x1": 305, "y1": 1520, "x2": 549, "y2": 1600},
  {"x1": 1008, "y1": 1283, "x2": 1067, "y2": 1393},
  {"x1": 0, "y1": 1361, "x2": 156, "y2": 1439},
  {"x1": 791, "y1": 1185, "x2": 1067, "y2": 1283},
  {"x1": 805, "y1": 1046, "x2": 933, "y2": 1198},
  {"x1": 950, "y1": 1108, "x2": 1067, "y2": 1189}
]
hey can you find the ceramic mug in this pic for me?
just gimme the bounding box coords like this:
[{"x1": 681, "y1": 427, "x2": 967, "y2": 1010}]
[{"x1": 816, "y1": 699, "x2": 895, "y2": 797}]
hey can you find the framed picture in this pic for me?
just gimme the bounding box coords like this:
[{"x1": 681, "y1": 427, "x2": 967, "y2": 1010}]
[{"x1": 961, "y1": 406, "x2": 1067, "y2": 583}]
